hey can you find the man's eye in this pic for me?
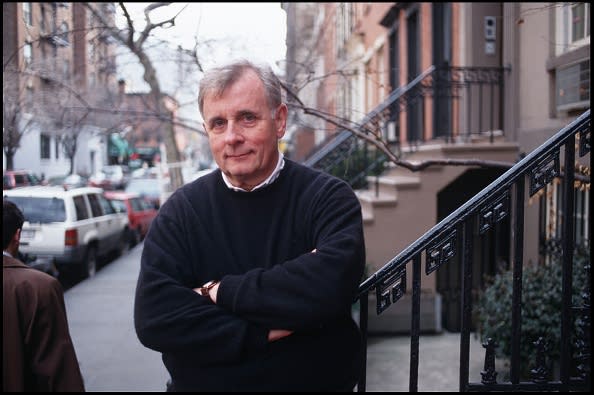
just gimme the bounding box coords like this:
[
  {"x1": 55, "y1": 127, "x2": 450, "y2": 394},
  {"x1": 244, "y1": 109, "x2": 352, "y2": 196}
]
[
  {"x1": 212, "y1": 119, "x2": 226, "y2": 129},
  {"x1": 240, "y1": 114, "x2": 257, "y2": 125}
]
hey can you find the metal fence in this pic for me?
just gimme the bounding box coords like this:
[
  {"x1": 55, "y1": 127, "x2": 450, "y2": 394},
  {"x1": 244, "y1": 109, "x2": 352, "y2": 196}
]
[{"x1": 356, "y1": 109, "x2": 591, "y2": 392}]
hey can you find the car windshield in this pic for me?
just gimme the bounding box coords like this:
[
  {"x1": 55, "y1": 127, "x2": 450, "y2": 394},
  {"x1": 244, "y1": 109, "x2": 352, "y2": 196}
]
[
  {"x1": 103, "y1": 167, "x2": 120, "y2": 176},
  {"x1": 5, "y1": 196, "x2": 66, "y2": 223},
  {"x1": 109, "y1": 199, "x2": 128, "y2": 213}
]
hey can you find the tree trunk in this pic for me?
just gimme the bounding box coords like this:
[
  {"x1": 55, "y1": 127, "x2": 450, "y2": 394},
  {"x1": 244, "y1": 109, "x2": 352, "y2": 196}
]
[{"x1": 5, "y1": 154, "x2": 14, "y2": 170}]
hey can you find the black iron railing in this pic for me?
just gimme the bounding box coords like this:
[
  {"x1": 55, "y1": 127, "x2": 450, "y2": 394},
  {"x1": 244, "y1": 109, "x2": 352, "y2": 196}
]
[
  {"x1": 355, "y1": 109, "x2": 591, "y2": 392},
  {"x1": 304, "y1": 65, "x2": 509, "y2": 188}
]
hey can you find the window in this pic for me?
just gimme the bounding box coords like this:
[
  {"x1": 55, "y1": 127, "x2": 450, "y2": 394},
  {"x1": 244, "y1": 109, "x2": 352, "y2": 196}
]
[
  {"x1": 23, "y1": 42, "x2": 32, "y2": 67},
  {"x1": 73, "y1": 195, "x2": 89, "y2": 220},
  {"x1": 63, "y1": 59, "x2": 70, "y2": 79},
  {"x1": 571, "y1": 3, "x2": 590, "y2": 44},
  {"x1": 7, "y1": 196, "x2": 66, "y2": 223},
  {"x1": 97, "y1": 194, "x2": 115, "y2": 215},
  {"x1": 557, "y1": 3, "x2": 590, "y2": 54},
  {"x1": 110, "y1": 199, "x2": 128, "y2": 213},
  {"x1": 14, "y1": 174, "x2": 27, "y2": 186},
  {"x1": 40, "y1": 4, "x2": 47, "y2": 34},
  {"x1": 131, "y1": 198, "x2": 143, "y2": 212},
  {"x1": 60, "y1": 22, "x2": 69, "y2": 44},
  {"x1": 55, "y1": 136, "x2": 60, "y2": 159},
  {"x1": 87, "y1": 194, "x2": 103, "y2": 217},
  {"x1": 25, "y1": 86, "x2": 34, "y2": 110},
  {"x1": 556, "y1": 59, "x2": 590, "y2": 111},
  {"x1": 22, "y1": 3, "x2": 32, "y2": 25},
  {"x1": 40, "y1": 134, "x2": 51, "y2": 159}
]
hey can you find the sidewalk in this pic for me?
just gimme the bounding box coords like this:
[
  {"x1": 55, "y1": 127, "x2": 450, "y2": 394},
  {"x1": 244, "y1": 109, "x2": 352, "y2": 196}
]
[
  {"x1": 363, "y1": 332, "x2": 486, "y2": 392},
  {"x1": 64, "y1": 243, "x2": 485, "y2": 391},
  {"x1": 64, "y1": 245, "x2": 170, "y2": 391}
]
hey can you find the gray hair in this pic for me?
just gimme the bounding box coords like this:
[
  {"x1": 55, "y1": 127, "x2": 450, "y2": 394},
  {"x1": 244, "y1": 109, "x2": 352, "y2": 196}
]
[{"x1": 198, "y1": 60, "x2": 282, "y2": 118}]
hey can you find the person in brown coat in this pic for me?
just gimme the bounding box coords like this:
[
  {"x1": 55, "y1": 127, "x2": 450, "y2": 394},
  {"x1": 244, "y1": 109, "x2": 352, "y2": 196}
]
[{"x1": 3, "y1": 199, "x2": 85, "y2": 392}]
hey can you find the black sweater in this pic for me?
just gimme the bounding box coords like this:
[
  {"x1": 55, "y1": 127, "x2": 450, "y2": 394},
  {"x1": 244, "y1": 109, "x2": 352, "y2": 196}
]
[{"x1": 134, "y1": 159, "x2": 366, "y2": 391}]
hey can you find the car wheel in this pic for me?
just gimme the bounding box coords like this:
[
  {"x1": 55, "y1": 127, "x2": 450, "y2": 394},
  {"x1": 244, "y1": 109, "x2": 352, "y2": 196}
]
[
  {"x1": 83, "y1": 245, "x2": 97, "y2": 279},
  {"x1": 131, "y1": 228, "x2": 141, "y2": 247},
  {"x1": 119, "y1": 230, "x2": 131, "y2": 255}
]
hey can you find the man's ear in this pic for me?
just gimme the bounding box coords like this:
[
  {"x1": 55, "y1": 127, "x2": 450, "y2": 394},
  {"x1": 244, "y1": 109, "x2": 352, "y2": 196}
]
[{"x1": 275, "y1": 104, "x2": 288, "y2": 138}]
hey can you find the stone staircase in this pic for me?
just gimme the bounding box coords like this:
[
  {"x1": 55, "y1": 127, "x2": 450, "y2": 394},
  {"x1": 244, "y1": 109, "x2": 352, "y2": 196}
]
[{"x1": 354, "y1": 139, "x2": 519, "y2": 333}]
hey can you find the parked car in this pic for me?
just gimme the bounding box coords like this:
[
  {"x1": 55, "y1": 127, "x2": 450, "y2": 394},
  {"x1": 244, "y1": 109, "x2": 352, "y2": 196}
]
[
  {"x1": 124, "y1": 177, "x2": 164, "y2": 209},
  {"x1": 104, "y1": 191, "x2": 158, "y2": 245},
  {"x1": 3, "y1": 169, "x2": 44, "y2": 190},
  {"x1": 131, "y1": 166, "x2": 160, "y2": 179},
  {"x1": 89, "y1": 165, "x2": 131, "y2": 190},
  {"x1": 48, "y1": 173, "x2": 89, "y2": 190},
  {"x1": 63, "y1": 173, "x2": 89, "y2": 190},
  {"x1": 3, "y1": 186, "x2": 130, "y2": 279}
]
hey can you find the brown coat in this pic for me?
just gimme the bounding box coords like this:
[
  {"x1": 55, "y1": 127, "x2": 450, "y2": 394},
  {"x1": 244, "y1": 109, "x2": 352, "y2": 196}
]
[{"x1": 3, "y1": 255, "x2": 85, "y2": 391}]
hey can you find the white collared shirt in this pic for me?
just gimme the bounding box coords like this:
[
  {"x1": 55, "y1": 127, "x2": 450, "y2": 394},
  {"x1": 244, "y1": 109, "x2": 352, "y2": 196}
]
[{"x1": 222, "y1": 152, "x2": 285, "y2": 192}]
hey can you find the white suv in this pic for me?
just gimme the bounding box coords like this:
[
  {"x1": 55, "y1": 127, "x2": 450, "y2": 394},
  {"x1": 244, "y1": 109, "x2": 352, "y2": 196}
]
[{"x1": 4, "y1": 186, "x2": 130, "y2": 278}]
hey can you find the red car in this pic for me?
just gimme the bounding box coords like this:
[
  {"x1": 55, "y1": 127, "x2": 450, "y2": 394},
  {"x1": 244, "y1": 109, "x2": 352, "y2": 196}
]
[{"x1": 104, "y1": 191, "x2": 158, "y2": 245}]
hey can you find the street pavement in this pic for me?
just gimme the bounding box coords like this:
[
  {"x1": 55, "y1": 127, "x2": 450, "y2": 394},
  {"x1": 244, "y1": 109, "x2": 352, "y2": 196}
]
[
  {"x1": 64, "y1": 244, "x2": 170, "y2": 391},
  {"x1": 64, "y1": 243, "x2": 486, "y2": 392}
]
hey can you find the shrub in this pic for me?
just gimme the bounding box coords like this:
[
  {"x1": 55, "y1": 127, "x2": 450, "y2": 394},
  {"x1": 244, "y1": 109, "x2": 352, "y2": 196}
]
[{"x1": 474, "y1": 243, "x2": 589, "y2": 378}]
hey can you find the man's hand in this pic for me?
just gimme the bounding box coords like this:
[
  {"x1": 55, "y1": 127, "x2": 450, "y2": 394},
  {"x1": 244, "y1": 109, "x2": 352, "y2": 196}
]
[{"x1": 268, "y1": 329, "x2": 293, "y2": 342}]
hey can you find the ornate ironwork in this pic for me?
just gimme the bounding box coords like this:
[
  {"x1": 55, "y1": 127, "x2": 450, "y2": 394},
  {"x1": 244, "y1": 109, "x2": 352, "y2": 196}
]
[
  {"x1": 574, "y1": 263, "x2": 591, "y2": 382},
  {"x1": 481, "y1": 338, "x2": 498, "y2": 385},
  {"x1": 425, "y1": 230, "x2": 456, "y2": 275},
  {"x1": 530, "y1": 337, "x2": 550, "y2": 384},
  {"x1": 353, "y1": 99, "x2": 589, "y2": 393},
  {"x1": 579, "y1": 120, "x2": 591, "y2": 157},
  {"x1": 478, "y1": 191, "x2": 510, "y2": 235},
  {"x1": 529, "y1": 152, "x2": 560, "y2": 196},
  {"x1": 375, "y1": 267, "x2": 406, "y2": 315}
]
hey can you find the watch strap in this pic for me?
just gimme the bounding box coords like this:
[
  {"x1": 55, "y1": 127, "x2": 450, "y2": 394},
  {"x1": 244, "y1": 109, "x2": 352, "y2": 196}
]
[{"x1": 197, "y1": 280, "x2": 218, "y2": 296}]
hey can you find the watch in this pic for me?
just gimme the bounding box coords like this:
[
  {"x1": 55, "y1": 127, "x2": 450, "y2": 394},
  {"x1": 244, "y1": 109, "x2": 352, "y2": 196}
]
[{"x1": 197, "y1": 280, "x2": 218, "y2": 296}]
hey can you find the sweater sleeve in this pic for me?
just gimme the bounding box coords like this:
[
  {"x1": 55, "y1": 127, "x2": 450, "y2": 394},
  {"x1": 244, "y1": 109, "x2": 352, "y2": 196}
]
[
  {"x1": 217, "y1": 176, "x2": 366, "y2": 330},
  {"x1": 134, "y1": 192, "x2": 269, "y2": 365}
]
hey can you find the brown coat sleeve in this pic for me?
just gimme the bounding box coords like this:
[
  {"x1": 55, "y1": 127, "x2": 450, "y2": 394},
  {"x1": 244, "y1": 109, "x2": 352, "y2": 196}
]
[{"x1": 3, "y1": 256, "x2": 85, "y2": 391}]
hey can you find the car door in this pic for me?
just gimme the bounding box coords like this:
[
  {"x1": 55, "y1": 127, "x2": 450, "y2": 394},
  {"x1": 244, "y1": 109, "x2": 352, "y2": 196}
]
[
  {"x1": 72, "y1": 193, "x2": 96, "y2": 256},
  {"x1": 87, "y1": 193, "x2": 113, "y2": 255},
  {"x1": 97, "y1": 193, "x2": 126, "y2": 250}
]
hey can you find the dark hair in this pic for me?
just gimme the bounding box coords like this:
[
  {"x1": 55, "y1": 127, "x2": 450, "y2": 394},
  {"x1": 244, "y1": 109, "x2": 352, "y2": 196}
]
[
  {"x1": 3, "y1": 199, "x2": 25, "y2": 250},
  {"x1": 198, "y1": 59, "x2": 282, "y2": 118}
]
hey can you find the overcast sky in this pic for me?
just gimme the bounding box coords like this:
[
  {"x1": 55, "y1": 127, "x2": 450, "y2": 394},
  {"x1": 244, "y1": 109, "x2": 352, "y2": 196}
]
[{"x1": 117, "y1": 3, "x2": 287, "y2": 72}]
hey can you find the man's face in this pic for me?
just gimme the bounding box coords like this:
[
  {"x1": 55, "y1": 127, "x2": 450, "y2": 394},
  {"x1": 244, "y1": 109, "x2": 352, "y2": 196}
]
[{"x1": 202, "y1": 70, "x2": 287, "y2": 190}]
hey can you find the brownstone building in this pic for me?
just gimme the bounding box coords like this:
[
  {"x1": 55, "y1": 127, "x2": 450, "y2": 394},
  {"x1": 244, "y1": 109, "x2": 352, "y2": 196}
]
[
  {"x1": 3, "y1": 2, "x2": 118, "y2": 176},
  {"x1": 283, "y1": 2, "x2": 590, "y2": 333}
]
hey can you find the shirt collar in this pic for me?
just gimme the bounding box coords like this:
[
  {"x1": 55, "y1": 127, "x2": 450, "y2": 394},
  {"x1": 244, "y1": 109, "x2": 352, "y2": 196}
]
[
  {"x1": 222, "y1": 152, "x2": 285, "y2": 192},
  {"x1": 3, "y1": 250, "x2": 13, "y2": 258}
]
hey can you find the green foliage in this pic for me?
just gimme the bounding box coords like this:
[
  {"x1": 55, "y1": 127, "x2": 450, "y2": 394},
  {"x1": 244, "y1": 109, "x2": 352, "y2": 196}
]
[
  {"x1": 328, "y1": 143, "x2": 387, "y2": 189},
  {"x1": 474, "y1": 244, "x2": 589, "y2": 377}
]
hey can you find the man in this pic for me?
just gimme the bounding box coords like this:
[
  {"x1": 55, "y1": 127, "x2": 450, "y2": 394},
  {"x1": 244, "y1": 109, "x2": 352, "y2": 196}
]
[
  {"x1": 134, "y1": 60, "x2": 366, "y2": 391},
  {"x1": 3, "y1": 199, "x2": 85, "y2": 391}
]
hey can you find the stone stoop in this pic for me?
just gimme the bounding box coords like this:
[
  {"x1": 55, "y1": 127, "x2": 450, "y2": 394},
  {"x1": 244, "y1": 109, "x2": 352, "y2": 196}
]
[{"x1": 354, "y1": 148, "x2": 448, "y2": 334}]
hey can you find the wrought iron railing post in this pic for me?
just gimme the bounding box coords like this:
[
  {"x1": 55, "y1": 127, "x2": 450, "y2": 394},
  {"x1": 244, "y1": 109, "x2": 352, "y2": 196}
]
[{"x1": 560, "y1": 133, "x2": 576, "y2": 390}]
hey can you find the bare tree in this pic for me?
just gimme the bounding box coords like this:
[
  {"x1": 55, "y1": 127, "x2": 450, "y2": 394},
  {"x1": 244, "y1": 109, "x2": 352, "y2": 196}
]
[
  {"x1": 3, "y1": 70, "x2": 35, "y2": 170},
  {"x1": 87, "y1": 2, "x2": 187, "y2": 189}
]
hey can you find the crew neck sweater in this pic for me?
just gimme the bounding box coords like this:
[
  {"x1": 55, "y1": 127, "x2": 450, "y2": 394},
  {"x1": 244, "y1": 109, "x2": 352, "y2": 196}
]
[{"x1": 134, "y1": 159, "x2": 365, "y2": 391}]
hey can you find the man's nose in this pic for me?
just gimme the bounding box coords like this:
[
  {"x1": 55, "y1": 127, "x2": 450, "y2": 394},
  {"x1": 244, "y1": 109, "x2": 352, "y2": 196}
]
[{"x1": 224, "y1": 120, "x2": 244, "y2": 143}]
